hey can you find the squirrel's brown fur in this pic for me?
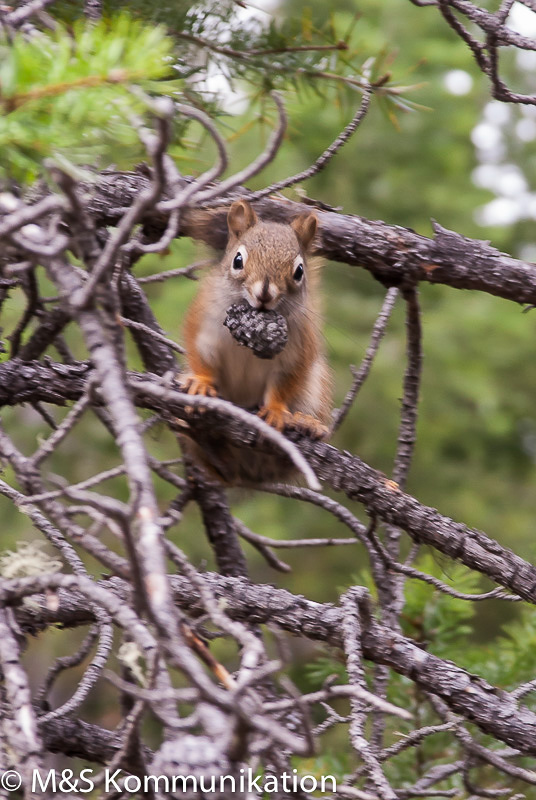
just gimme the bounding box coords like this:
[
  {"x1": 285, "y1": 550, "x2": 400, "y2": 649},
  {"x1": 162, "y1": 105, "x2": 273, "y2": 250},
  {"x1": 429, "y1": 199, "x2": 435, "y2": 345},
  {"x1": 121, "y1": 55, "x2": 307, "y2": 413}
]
[{"x1": 180, "y1": 199, "x2": 332, "y2": 483}]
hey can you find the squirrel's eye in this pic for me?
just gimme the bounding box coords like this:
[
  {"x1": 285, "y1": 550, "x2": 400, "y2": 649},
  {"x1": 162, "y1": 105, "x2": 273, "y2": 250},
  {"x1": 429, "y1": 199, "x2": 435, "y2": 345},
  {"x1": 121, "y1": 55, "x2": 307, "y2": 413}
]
[
  {"x1": 232, "y1": 252, "x2": 243, "y2": 270},
  {"x1": 293, "y1": 263, "x2": 304, "y2": 282}
]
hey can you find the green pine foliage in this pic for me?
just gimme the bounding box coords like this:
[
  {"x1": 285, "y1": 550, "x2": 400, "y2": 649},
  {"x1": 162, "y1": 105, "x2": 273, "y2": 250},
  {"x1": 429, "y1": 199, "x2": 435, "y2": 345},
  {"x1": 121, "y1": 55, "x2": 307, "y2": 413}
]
[
  {"x1": 0, "y1": 1, "x2": 421, "y2": 184},
  {"x1": 0, "y1": 16, "x2": 180, "y2": 180}
]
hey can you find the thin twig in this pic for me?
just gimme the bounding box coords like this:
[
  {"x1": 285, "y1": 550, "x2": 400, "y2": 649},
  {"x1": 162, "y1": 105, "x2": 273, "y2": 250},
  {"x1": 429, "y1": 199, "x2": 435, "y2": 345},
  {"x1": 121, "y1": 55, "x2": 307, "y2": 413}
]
[
  {"x1": 340, "y1": 587, "x2": 398, "y2": 800},
  {"x1": 137, "y1": 260, "x2": 207, "y2": 284},
  {"x1": 4, "y1": 0, "x2": 57, "y2": 25},
  {"x1": 365, "y1": 522, "x2": 521, "y2": 602},
  {"x1": 332, "y1": 287, "x2": 398, "y2": 432},
  {"x1": 175, "y1": 30, "x2": 348, "y2": 60},
  {"x1": 31, "y1": 388, "x2": 93, "y2": 466},
  {"x1": 248, "y1": 85, "x2": 373, "y2": 203},
  {"x1": 119, "y1": 315, "x2": 185, "y2": 354},
  {"x1": 140, "y1": 378, "x2": 322, "y2": 490},
  {"x1": 193, "y1": 92, "x2": 288, "y2": 205},
  {"x1": 72, "y1": 110, "x2": 173, "y2": 307},
  {"x1": 157, "y1": 102, "x2": 230, "y2": 213},
  {"x1": 39, "y1": 620, "x2": 114, "y2": 723}
]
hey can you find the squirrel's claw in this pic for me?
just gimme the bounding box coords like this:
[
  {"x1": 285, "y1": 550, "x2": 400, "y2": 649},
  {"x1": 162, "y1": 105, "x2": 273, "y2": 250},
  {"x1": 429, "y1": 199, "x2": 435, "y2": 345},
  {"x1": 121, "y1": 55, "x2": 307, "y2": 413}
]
[
  {"x1": 176, "y1": 374, "x2": 218, "y2": 416},
  {"x1": 258, "y1": 405, "x2": 292, "y2": 432},
  {"x1": 288, "y1": 412, "x2": 329, "y2": 440},
  {"x1": 178, "y1": 374, "x2": 218, "y2": 398},
  {"x1": 259, "y1": 405, "x2": 328, "y2": 439}
]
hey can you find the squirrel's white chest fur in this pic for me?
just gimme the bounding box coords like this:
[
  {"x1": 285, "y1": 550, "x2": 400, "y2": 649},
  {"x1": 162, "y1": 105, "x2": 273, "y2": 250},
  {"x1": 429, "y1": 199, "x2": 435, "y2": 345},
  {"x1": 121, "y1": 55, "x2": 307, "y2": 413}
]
[{"x1": 196, "y1": 304, "x2": 284, "y2": 409}]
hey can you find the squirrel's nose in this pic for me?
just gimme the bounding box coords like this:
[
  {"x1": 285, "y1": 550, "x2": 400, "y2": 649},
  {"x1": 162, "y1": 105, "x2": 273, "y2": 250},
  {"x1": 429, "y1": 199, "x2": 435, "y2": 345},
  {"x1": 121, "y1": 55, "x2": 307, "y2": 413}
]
[
  {"x1": 251, "y1": 278, "x2": 278, "y2": 308},
  {"x1": 258, "y1": 278, "x2": 272, "y2": 305}
]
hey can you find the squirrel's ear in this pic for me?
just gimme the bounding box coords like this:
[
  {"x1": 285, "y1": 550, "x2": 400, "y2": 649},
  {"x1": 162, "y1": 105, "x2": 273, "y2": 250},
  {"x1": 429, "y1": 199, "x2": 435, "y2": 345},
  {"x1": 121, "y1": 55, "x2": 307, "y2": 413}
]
[
  {"x1": 291, "y1": 213, "x2": 318, "y2": 251},
  {"x1": 228, "y1": 200, "x2": 257, "y2": 238}
]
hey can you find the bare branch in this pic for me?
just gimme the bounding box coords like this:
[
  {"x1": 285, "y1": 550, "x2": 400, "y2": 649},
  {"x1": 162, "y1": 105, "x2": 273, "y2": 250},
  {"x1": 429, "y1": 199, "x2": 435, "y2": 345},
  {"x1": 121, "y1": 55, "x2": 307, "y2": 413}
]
[
  {"x1": 192, "y1": 93, "x2": 288, "y2": 206},
  {"x1": 0, "y1": 608, "x2": 45, "y2": 791},
  {"x1": 14, "y1": 572, "x2": 536, "y2": 757},
  {"x1": 332, "y1": 287, "x2": 398, "y2": 432},
  {"x1": 3, "y1": 360, "x2": 536, "y2": 606},
  {"x1": 248, "y1": 85, "x2": 373, "y2": 202},
  {"x1": 412, "y1": 0, "x2": 536, "y2": 105},
  {"x1": 119, "y1": 315, "x2": 185, "y2": 355},
  {"x1": 85, "y1": 172, "x2": 536, "y2": 307},
  {"x1": 3, "y1": 0, "x2": 57, "y2": 26},
  {"x1": 137, "y1": 260, "x2": 206, "y2": 284},
  {"x1": 341, "y1": 588, "x2": 397, "y2": 800},
  {"x1": 38, "y1": 620, "x2": 114, "y2": 723},
  {"x1": 72, "y1": 109, "x2": 173, "y2": 308}
]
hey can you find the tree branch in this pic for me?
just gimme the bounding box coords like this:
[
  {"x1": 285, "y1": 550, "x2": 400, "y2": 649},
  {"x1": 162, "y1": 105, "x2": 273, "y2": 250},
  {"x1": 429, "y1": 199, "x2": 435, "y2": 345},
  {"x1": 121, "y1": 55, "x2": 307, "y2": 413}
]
[
  {"x1": 11, "y1": 572, "x2": 536, "y2": 757},
  {"x1": 82, "y1": 172, "x2": 536, "y2": 306},
  {"x1": 2, "y1": 360, "x2": 536, "y2": 608}
]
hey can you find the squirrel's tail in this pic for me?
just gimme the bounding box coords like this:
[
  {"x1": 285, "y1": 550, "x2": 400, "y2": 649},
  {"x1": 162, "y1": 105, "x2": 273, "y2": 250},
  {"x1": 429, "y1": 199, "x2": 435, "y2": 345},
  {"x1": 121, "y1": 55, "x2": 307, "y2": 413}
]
[{"x1": 179, "y1": 433, "x2": 296, "y2": 486}]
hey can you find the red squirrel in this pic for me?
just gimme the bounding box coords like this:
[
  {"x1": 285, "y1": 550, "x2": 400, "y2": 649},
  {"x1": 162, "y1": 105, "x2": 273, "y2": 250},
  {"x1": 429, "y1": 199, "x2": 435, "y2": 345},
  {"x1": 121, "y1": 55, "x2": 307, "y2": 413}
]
[{"x1": 180, "y1": 199, "x2": 332, "y2": 482}]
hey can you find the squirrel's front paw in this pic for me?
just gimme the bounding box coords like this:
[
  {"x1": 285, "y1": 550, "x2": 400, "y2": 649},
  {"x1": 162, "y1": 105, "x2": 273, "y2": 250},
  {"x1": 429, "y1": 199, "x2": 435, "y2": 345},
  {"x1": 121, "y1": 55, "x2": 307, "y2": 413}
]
[
  {"x1": 258, "y1": 405, "x2": 292, "y2": 432},
  {"x1": 176, "y1": 374, "x2": 218, "y2": 416},
  {"x1": 178, "y1": 374, "x2": 218, "y2": 398},
  {"x1": 288, "y1": 412, "x2": 329, "y2": 440}
]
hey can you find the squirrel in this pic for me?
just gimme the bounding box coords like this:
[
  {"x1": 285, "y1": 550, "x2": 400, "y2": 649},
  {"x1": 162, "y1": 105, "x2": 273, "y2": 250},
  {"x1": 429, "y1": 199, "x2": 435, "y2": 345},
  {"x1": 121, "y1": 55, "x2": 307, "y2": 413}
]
[{"x1": 179, "y1": 198, "x2": 332, "y2": 483}]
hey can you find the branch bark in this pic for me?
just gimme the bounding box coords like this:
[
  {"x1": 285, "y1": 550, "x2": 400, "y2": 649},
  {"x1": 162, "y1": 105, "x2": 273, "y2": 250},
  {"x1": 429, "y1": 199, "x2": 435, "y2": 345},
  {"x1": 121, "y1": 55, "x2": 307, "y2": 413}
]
[
  {"x1": 12, "y1": 572, "x2": 536, "y2": 757},
  {"x1": 83, "y1": 171, "x2": 536, "y2": 306},
  {"x1": 2, "y1": 360, "x2": 534, "y2": 608}
]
